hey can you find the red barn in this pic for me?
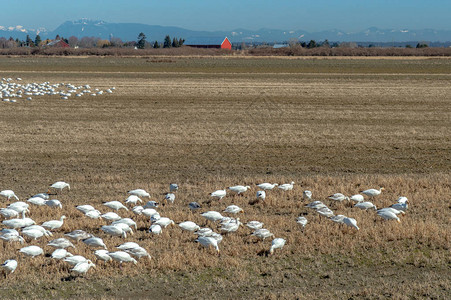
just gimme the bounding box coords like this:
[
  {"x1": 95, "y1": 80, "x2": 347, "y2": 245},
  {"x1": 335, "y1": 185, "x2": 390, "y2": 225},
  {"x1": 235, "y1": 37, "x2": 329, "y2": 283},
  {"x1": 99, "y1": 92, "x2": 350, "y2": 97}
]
[
  {"x1": 185, "y1": 37, "x2": 232, "y2": 50},
  {"x1": 45, "y1": 39, "x2": 70, "y2": 48}
]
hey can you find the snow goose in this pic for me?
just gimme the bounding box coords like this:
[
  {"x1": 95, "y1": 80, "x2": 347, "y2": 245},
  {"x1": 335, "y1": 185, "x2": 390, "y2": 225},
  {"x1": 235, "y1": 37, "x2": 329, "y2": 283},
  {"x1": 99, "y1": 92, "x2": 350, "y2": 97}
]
[
  {"x1": 49, "y1": 181, "x2": 70, "y2": 193},
  {"x1": 76, "y1": 205, "x2": 96, "y2": 214},
  {"x1": 316, "y1": 207, "x2": 334, "y2": 218},
  {"x1": 330, "y1": 215, "x2": 347, "y2": 224},
  {"x1": 108, "y1": 251, "x2": 137, "y2": 265},
  {"x1": 125, "y1": 195, "x2": 142, "y2": 205},
  {"x1": 116, "y1": 242, "x2": 140, "y2": 251},
  {"x1": 42, "y1": 216, "x2": 66, "y2": 230},
  {"x1": 246, "y1": 221, "x2": 264, "y2": 230},
  {"x1": 306, "y1": 201, "x2": 327, "y2": 210},
  {"x1": 164, "y1": 193, "x2": 175, "y2": 204},
  {"x1": 223, "y1": 205, "x2": 244, "y2": 214},
  {"x1": 377, "y1": 210, "x2": 401, "y2": 223},
  {"x1": 396, "y1": 196, "x2": 409, "y2": 204},
  {"x1": 128, "y1": 189, "x2": 150, "y2": 198},
  {"x1": 19, "y1": 245, "x2": 44, "y2": 257},
  {"x1": 196, "y1": 236, "x2": 220, "y2": 254},
  {"x1": 188, "y1": 202, "x2": 201, "y2": 211},
  {"x1": 85, "y1": 210, "x2": 102, "y2": 219},
  {"x1": 179, "y1": 221, "x2": 200, "y2": 232},
  {"x1": 65, "y1": 230, "x2": 92, "y2": 242},
  {"x1": 112, "y1": 223, "x2": 134, "y2": 235},
  {"x1": 82, "y1": 236, "x2": 107, "y2": 249},
  {"x1": 47, "y1": 238, "x2": 75, "y2": 249},
  {"x1": 252, "y1": 228, "x2": 274, "y2": 240},
  {"x1": 149, "y1": 224, "x2": 162, "y2": 235},
  {"x1": 7, "y1": 202, "x2": 29, "y2": 214},
  {"x1": 256, "y1": 183, "x2": 278, "y2": 190},
  {"x1": 220, "y1": 218, "x2": 241, "y2": 233},
  {"x1": 112, "y1": 218, "x2": 137, "y2": 230},
  {"x1": 103, "y1": 201, "x2": 128, "y2": 211},
  {"x1": 51, "y1": 249, "x2": 73, "y2": 260},
  {"x1": 296, "y1": 216, "x2": 308, "y2": 228},
  {"x1": 0, "y1": 190, "x2": 19, "y2": 201},
  {"x1": 0, "y1": 233, "x2": 25, "y2": 244},
  {"x1": 270, "y1": 238, "x2": 286, "y2": 255},
  {"x1": 3, "y1": 214, "x2": 35, "y2": 229},
  {"x1": 354, "y1": 202, "x2": 377, "y2": 211},
  {"x1": 361, "y1": 187, "x2": 384, "y2": 198},
  {"x1": 350, "y1": 194, "x2": 365, "y2": 203},
  {"x1": 256, "y1": 190, "x2": 266, "y2": 202},
  {"x1": 124, "y1": 247, "x2": 151, "y2": 260},
  {"x1": 71, "y1": 260, "x2": 96, "y2": 275},
  {"x1": 278, "y1": 181, "x2": 295, "y2": 191},
  {"x1": 101, "y1": 225, "x2": 127, "y2": 238},
  {"x1": 144, "y1": 201, "x2": 159, "y2": 208},
  {"x1": 210, "y1": 189, "x2": 226, "y2": 200},
  {"x1": 27, "y1": 197, "x2": 46, "y2": 206},
  {"x1": 343, "y1": 217, "x2": 359, "y2": 230},
  {"x1": 22, "y1": 228, "x2": 47, "y2": 240},
  {"x1": 328, "y1": 193, "x2": 349, "y2": 202},
  {"x1": 141, "y1": 208, "x2": 159, "y2": 218},
  {"x1": 45, "y1": 199, "x2": 62, "y2": 209},
  {"x1": 169, "y1": 183, "x2": 179, "y2": 192},
  {"x1": 132, "y1": 206, "x2": 144, "y2": 215},
  {"x1": 0, "y1": 208, "x2": 20, "y2": 219},
  {"x1": 377, "y1": 207, "x2": 405, "y2": 216},
  {"x1": 101, "y1": 212, "x2": 121, "y2": 222},
  {"x1": 64, "y1": 256, "x2": 88, "y2": 266},
  {"x1": 201, "y1": 211, "x2": 224, "y2": 222},
  {"x1": 94, "y1": 250, "x2": 111, "y2": 262},
  {"x1": 303, "y1": 190, "x2": 312, "y2": 200},
  {"x1": 228, "y1": 185, "x2": 251, "y2": 195},
  {"x1": 1, "y1": 259, "x2": 18, "y2": 274}
]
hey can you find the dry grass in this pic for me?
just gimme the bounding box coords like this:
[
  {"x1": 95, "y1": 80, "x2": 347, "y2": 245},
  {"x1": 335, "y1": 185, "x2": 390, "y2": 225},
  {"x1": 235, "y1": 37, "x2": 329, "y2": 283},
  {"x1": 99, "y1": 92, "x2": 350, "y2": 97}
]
[{"x1": 0, "y1": 56, "x2": 449, "y2": 299}]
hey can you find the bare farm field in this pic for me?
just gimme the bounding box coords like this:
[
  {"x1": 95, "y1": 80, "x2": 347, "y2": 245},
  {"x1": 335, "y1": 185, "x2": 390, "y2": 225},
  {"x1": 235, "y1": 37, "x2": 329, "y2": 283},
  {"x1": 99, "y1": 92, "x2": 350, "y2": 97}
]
[{"x1": 0, "y1": 56, "x2": 450, "y2": 299}]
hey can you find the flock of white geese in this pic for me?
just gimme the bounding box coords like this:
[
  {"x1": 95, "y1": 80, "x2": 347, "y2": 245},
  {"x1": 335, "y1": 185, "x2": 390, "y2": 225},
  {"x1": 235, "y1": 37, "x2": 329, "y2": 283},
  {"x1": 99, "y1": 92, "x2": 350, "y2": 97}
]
[
  {"x1": 1, "y1": 77, "x2": 115, "y2": 103},
  {"x1": 0, "y1": 181, "x2": 409, "y2": 277}
]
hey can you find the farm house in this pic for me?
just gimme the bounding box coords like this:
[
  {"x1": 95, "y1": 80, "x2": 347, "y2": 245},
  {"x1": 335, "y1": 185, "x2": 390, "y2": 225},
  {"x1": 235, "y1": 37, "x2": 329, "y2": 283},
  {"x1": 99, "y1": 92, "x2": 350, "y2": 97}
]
[{"x1": 185, "y1": 37, "x2": 232, "y2": 50}]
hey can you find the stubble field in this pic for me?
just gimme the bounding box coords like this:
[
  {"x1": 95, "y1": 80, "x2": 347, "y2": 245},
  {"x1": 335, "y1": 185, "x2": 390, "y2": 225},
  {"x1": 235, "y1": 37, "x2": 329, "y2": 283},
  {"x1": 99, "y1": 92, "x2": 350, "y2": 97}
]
[{"x1": 0, "y1": 56, "x2": 450, "y2": 299}]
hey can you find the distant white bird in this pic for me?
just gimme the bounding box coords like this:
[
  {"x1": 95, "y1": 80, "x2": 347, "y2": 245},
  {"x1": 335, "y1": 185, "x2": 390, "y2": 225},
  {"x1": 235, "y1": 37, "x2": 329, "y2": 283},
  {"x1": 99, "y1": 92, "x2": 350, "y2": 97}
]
[
  {"x1": 124, "y1": 247, "x2": 151, "y2": 260},
  {"x1": 47, "y1": 238, "x2": 75, "y2": 249},
  {"x1": 45, "y1": 199, "x2": 62, "y2": 209},
  {"x1": 71, "y1": 260, "x2": 96, "y2": 275},
  {"x1": 3, "y1": 215, "x2": 35, "y2": 229},
  {"x1": 64, "y1": 256, "x2": 88, "y2": 266},
  {"x1": 296, "y1": 216, "x2": 308, "y2": 228},
  {"x1": 101, "y1": 225, "x2": 127, "y2": 238},
  {"x1": 328, "y1": 193, "x2": 349, "y2": 202},
  {"x1": 42, "y1": 216, "x2": 66, "y2": 230},
  {"x1": 179, "y1": 221, "x2": 200, "y2": 232},
  {"x1": 396, "y1": 196, "x2": 409, "y2": 204},
  {"x1": 361, "y1": 187, "x2": 384, "y2": 198},
  {"x1": 220, "y1": 218, "x2": 241, "y2": 233},
  {"x1": 252, "y1": 228, "x2": 274, "y2": 240},
  {"x1": 125, "y1": 195, "x2": 142, "y2": 205},
  {"x1": 210, "y1": 189, "x2": 226, "y2": 200},
  {"x1": 390, "y1": 202, "x2": 408, "y2": 212},
  {"x1": 7, "y1": 202, "x2": 29, "y2": 213},
  {"x1": 94, "y1": 250, "x2": 112, "y2": 262},
  {"x1": 141, "y1": 208, "x2": 159, "y2": 218},
  {"x1": 22, "y1": 228, "x2": 46, "y2": 240},
  {"x1": 65, "y1": 230, "x2": 92, "y2": 242},
  {"x1": 164, "y1": 193, "x2": 175, "y2": 204},
  {"x1": 27, "y1": 197, "x2": 46, "y2": 206},
  {"x1": 144, "y1": 201, "x2": 159, "y2": 208},
  {"x1": 49, "y1": 181, "x2": 70, "y2": 193},
  {"x1": 108, "y1": 251, "x2": 137, "y2": 265},
  {"x1": 76, "y1": 205, "x2": 96, "y2": 214},
  {"x1": 103, "y1": 201, "x2": 128, "y2": 211},
  {"x1": 256, "y1": 190, "x2": 266, "y2": 201},
  {"x1": 0, "y1": 233, "x2": 25, "y2": 244},
  {"x1": 228, "y1": 185, "x2": 251, "y2": 195},
  {"x1": 196, "y1": 236, "x2": 220, "y2": 254},
  {"x1": 51, "y1": 249, "x2": 73, "y2": 260},
  {"x1": 82, "y1": 236, "x2": 107, "y2": 249},
  {"x1": 85, "y1": 210, "x2": 102, "y2": 219},
  {"x1": 316, "y1": 207, "x2": 334, "y2": 218},
  {"x1": 154, "y1": 217, "x2": 174, "y2": 228},
  {"x1": 149, "y1": 224, "x2": 162, "y2": 235},
  {"x1": 169, "y1": 183, "x2": 179, "y2": 192},
  {"x1": 128, "y1": 189, "x2": 150, "y2": 198},
  {"x1": 116, "y1": 242, "x2": 140, "y2": 251},
  {"x1": 256, "y1": 183, "x2": 278, "y2": 190},
  {"x1": 188, "y1": 202, "x2": 201, "y2": 211},
  {"x1": 0, "y1": 208, "x2": 19, "y2": 219},
  {"x1": 278, "y1": 181, "x2": 295, "y2": 191},
  {"x1": 303, "y1": 190, "x2": 312, "y2": 200},
  {"x1": 343, "y1": 217, "x2": 359, "y2": 230},
  {"x1": 112, "y1": 218, "x2": 137, "y2": 230},
  {"x1": 270, "y1": 238, "x2": 286, "y2": 255},
  {"x1": 132, "y1": 206, "x2": 144, "y2": 215},
  {"x1": 330, "y1": 215, "x2": 347, "y2": 224},
  {"x1": 1, "y1": 259, "x2": 18, "y2": 275},
  {"x1": 354, "y1": 202, "x2": 377, "y2": 211},
  {"x1": 377, "y1": 210, "x2": 401, "y2": 223},
  {"x1": 306, "y1": 201, "x2": 327, "y2": 210},
  {"x1": 0, "y1": 190, "x2": 19, "y2": 200},
  {"x1": 223, "y1": 205, "x2": 244, "y2": 214},
  {"x1": 101, "y1": 212, "x2": 121, "y2": 221},
  {"x1": 19, "y1": 245, "x2": 44, "y2": 257},
  {"x1": 201, "y1": 211, "x2": 224, "y2": 222},
  {"x1": 246, "y1": 221, "x2": 264, "y2": 230},
  {"x1": 378, "y1": 207, "x2": 405, "y2": 216},
  {"x1": 350, "y1": 194, "x2": 365, "y2": 203}
]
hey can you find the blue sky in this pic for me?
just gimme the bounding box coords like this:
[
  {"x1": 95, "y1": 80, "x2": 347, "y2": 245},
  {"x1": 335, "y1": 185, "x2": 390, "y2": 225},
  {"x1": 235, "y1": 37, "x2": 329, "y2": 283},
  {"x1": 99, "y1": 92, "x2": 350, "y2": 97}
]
[{"x1": 1, "y1": 0, "x2": 450, "y2": 31}]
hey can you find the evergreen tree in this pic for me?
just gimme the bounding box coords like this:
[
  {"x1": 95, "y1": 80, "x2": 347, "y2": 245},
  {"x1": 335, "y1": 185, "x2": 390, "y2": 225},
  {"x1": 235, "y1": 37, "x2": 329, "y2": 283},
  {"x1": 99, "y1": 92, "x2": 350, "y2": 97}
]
[
  {"x1": 163, "y1": 35, "x2": 172, "y2": 48},
  {"x1": 35, "y1": 34, "x2": 42, "y2": 47},
  {"x1": 137, "y1": 32, "x2": 147, "y2": 49},
  {"x1": 307, "y1": 40, "x2": 317, "y2": 49},
  {"x1": 153, "y1": 41, "x2": 160, "y2": 48},
  {"x1": 26, "y1": 35, "x2": 34, "y2": 47},
  {"x1": 178, "y1": 38, "x2": 185, "y2": 46},
  {"x1": 172, "y1": 37, "x2": 179, "y2": 48}
]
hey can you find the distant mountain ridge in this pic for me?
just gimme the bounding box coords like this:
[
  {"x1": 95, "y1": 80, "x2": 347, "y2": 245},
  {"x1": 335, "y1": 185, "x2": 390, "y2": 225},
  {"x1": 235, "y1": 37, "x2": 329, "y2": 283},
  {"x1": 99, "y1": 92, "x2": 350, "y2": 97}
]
[{"x1": 1, "y1": 19, "x2": 451, "y2": 43}]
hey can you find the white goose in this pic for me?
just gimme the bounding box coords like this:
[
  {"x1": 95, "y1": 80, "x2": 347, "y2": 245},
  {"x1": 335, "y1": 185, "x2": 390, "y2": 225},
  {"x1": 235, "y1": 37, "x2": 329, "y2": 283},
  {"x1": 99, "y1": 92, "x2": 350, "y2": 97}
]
[
  {"x1": 278, "y1": 181, "x2": 295, "y2": 191},
  {"x1": 0, "y1": 190, "x2": 19, "y2": 201},
  {"x1": 103, "y1": 201, "x2": 128, "y2": 211},
  {"x1": 361, "y1": 187, "x2": 384, "y2": 198},
  {"x1": 343, "y1": 217, "x2": 359, "y2": 230},
  {"x1": 354, "y1": 202, "x2": 377, "y2": 211},
  {"x1": 128, "y1": 189, "x2": 150, "y2": 198},
  {"x1": 94, "y1": 250, "x2": 112, "y2": 262},
  {"x1": 125, "y1": 195, "x2": 142, "y2": 205},
  {"x1": 328, "y1": 193, "x2": 349, "y2": 202},
  {"x1": 256, "y1": 183, "x2": 278, "y2": 190},
  {"x1": 108, "y1": 251, "x2": 137, "y2": 265},
  {"x1": 228, "y1": 185, "x2": 251, "y2": 195},
  {"x1": 82, "y1": 236, "x2": 107, "y2": 249},
  {"x1": 1, "y1": 259, "x2": 18, "y2": 274},
  {"x1": 42, "y1": 216, "x2": 66, "y2": 230},
  {"x1": 47, "y1": 238, "x2": 75, "y2": 249},
  {"x1": 196, "y1": 236, "x2": 220, "y2": 254},
  {"x1": 223, "y1": 205, "x2": 244, "y2": 214},
  {"x1": 179, "y1": 221, "x2": 200, "y2": 232},
  {"x1": 210, "y1": 189, "x2": 226, "y2": 200},
  {"x1": 303, "y1": 190, "x2": 312, "y2": 200},
  {"x1": 71, "y1": 260, "x2": 96, "y2": 275},
  {"x1": 377, "y1": 210, "x2": 401, "y2": 223},
  {"x1": 270, "y1": 238, "x2": 286, "y2": 255},
  {"x1": 101, "y1": 225, "x2": 127, "y2": 238},
  {"x1": 350, "y1": 194, "x2": 365, "y2": 203},
  {"x1": 49, "y1": 181, "x2": 70, "y2": 193},
  {"x1": 19, "y1": 245, "x2": 44, "y2": 257}
]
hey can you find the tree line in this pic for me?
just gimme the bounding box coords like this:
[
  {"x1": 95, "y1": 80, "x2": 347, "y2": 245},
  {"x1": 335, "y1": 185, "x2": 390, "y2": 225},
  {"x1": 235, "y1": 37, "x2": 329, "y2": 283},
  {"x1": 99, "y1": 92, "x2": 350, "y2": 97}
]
[{"x1": 0, "y1": 33, "x2": 185, "y2": 49}]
